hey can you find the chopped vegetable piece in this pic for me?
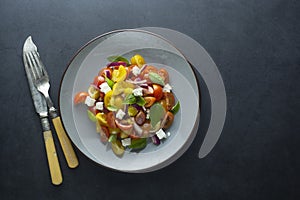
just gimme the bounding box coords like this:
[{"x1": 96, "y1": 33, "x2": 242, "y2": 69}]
[
  {"x1": 96, "y1": 113, "x2": 107, "y2": 126},
  {"x1": 129, "y1": 138, "x2": 147, "y2": 149},
  {"x1": 74, "y1": 92, "x2": 89, "y2": 105},
  {"x1": 149, "y1": 103, "x2": 166, "y2": 128},
  {"x1": 111, "y1": 140, "x2": 125, "y2": 156},
  {"x1": 108, "y1": 134, "x2": 117, "y2": 142},
  {"x1": 136, "y1": 96, "x2": 146, "y2": 106},
  {"x1": 87, "y1": 110, "x2": 97, "y2": 122},
  {"x1": 105, "y1": 76, "x2": 114, "y2": 89},
  {"x1": 112, "y1": 65, "x2": 127, "y2": 82},
  {"x1": 130, "y1": 54, "x2": 145, "y2": 67},
  {"x1": 149, "y1": 72, "x2": 165, "y2": 86},
  {"x1": 123, "y1": 93, "x2": 136, "y2": 105},
  {"x1": 107, "y1": 55, "x2": 129, "y2": 65},
  {"x1": 151, "y1": 135, "x2": 160, "y2": 145},
  {"x1": 171, "y1": 101, "x2": 180, "y2": 115},
  {"x1": 128, "y1": 106, "x2": 138, "y2": 116}
]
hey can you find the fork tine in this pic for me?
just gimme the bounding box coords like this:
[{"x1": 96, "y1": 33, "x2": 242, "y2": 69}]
[
  {"x1": 25, "y1": 53, "x2": 38, "y2": 81},
  {"x1": 32, "y1": 51, "x2": 48, "y2": 78},
  {"x1": 30, "y1": 52, "x2": 43, "y2": 79}
]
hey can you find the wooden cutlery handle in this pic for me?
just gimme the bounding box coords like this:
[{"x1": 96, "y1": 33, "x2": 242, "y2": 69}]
[
  {"x1": 52, "y1": 116, "x2": 79, "y2": 168},
  {"x1": 43, "y1": 130, "x2": 63, "y2": 185}
]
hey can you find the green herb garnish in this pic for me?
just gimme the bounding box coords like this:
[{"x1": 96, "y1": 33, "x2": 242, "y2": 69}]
[
  {"x1": 107, "y1": 55, "x2": 130, "y2": 65},
  {"x1": 149, "y1": 103, "x2": 166, "y2": 127},
  {"x1": 149, "y1": 72, "x2": 165, "y2": 86}
]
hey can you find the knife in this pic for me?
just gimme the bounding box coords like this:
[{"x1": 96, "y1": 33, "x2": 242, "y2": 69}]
[{"x1": 23, "y1": 42, "x2": 63, "y2": 185}]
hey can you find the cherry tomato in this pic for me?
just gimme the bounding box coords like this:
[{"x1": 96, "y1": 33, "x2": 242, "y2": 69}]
[
  {"x1": 99, "y1": 67, "x2": 112, "y2": 79},
  {"x1": 104, "y1": 90, "x2": 113, "y2": 107},
  {"x1": 159, "y1": 99, "x2": 167, "y2": 110},
  {"x1": 98, "y1": 125, "x2": 110, "y2": 143},
  {"x1": 158, "y1": 68, "x2": 169, "y2": 84},
  {"x1": 88, "y1": 85, "x2": 100, "y2": 99},
  {"x1": 162, "y1": 111, "x2": 174, "y2": 129},
  {"x1": 130, "y1": 54, "x2": 145, "y2": 67},
  {"x1": 111, "y1": 65, "x2": 127, "y2": 82},
  {"x1": 93, "y1": 75, "x2": 105, "y2": 87},
  {"x1": 73, "y1": 92, "x2": 89, "y2": 105},
  {"x1": 144, "y1": 96, "x2": 156, "y2": 108},
  {"x1": 106, "y1": 112, "x2": 117, "y2": 129},
  {"x1": 140, "y1": 65, "x2": 158, "y2": 82},
  {"x1": 163, "y1": 92, "x2": 175, "y2": 111},
  {"x1": 152, "y1": 84, "x2": 163, "y2": 101}
]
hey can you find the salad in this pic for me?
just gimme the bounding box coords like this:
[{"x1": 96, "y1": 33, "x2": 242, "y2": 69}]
[{"x1": 74, "y1": 54, "x2": 180, "y2": 156}]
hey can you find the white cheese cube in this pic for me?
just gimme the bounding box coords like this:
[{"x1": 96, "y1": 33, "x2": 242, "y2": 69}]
[
  {"x1": 121, "y1": 138, "x2": 131, "y2": 147},
  {"x1": 116, "y1": 109, "x2": 126, "y2": 120},
  {"x1": 163, "y1": 83, "x2": 172, "y2": 93},
  {"x1": 84, "y1": 96, "x2": 96, "y2": 107},
  {"x1": 100, "y1": 82, "x2": 111, "y2": 94},
  {"x1": 95, "y1": 102, "x2": 104, "y2": 110},
  {"x1": 132, "y1": 88, "x2": 143, "y2": 96},
  {"x1": 132, "y1": 66, "x2": 141, "y2": 76},
  {"x1": 156, "y1": 129, "x2": 167, "y2": 139}
]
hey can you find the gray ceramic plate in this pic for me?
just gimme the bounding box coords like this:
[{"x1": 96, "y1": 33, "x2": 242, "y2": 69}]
[{"x1": 59, "y1": 30, "x2": 200, "y2": 172}]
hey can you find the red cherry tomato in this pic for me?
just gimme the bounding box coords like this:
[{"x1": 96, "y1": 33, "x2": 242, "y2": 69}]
[
  {"x1": 99, "y1": 67, "x2": 112, "y2": 79},
  {"x1": 158, "y1": 68, "x2": 169, "y2": 84},
  {"x1": 152, "y1": 84, "x2": 163, "y2": 101},
  {"x1": 162, "y1": 111, "x2": 174, "y2": 129},
  {"x1": 73, "y1": 92, "x2": 89, "y2": 105},
  {"x1": 99, "y1": 126, "x2": 110, "y2": 143},
  {"x1": 93, "y1": 75, "x2": 105, "y2": 87},
  {"x1": 140, "y1": 65, "x2": 158, "y2": 82},
  {"x1": 107, "y1": 112, "x2": 117, "y2": 129},
  {"x1": 163, "y1": 92, "x2": 175, "y2": 111}
]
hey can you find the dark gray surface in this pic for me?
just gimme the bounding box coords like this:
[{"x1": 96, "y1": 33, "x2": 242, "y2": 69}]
[{"x1": 0, "y1": 0, "x2": 299, "y2": 199}]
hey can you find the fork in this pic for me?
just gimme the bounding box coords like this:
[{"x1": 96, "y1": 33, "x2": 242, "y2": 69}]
[{"x1": 25, "y1": 51, "x2": 79, "y2": 169}]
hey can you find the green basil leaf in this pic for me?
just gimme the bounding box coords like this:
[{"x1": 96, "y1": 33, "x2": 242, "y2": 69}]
[
  {"x1": 149, "y1": 103, "x2": 166, "y2": 127},
  {"x1": 107, "y1": 55, "x2": 129, "y2": 65},
  {"x1": 149, "y1": 72, "x2": 165, "y2": 86},
  {"x1": 123, "y1": 93, "x2": 136, "y2": 105},
  {"x1": 136, "y1": 96, "x2": 146, "y2": 106},
  {"x1": 129, "y1": 138, "x2": 147, "y2": 149}
]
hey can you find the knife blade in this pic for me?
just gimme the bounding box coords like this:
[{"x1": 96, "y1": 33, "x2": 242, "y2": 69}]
[{"x1": 23, "y1": 37, "x2": 63, "y2": 185}]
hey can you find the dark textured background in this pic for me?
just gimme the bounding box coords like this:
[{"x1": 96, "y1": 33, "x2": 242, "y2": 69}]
[{"x1": 0, "y1": 0, "x2": 299, "y2": 199}]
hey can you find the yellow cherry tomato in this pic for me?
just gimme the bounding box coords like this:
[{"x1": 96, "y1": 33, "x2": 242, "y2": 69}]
[
  {"x1": 96, "y1": 113, "x2": 108, "y2": 126},
  {"x1": 130, "y1": 54, "x2": 145, "y2": 67},
  {"x1": 111, "y1": 65, "x2": 127, "y2": 82},
  {"x1": 104, "y1": 90, "x2": 113, "y2": 107}
]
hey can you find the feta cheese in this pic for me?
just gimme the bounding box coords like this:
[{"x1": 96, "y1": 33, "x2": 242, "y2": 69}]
[
  {"x1": 132, "y1": 66, "x2": 141, "y2": 76},
  {"x1": 156, "y1": 129, "x2": 167, "y2": 139},
  {"x1": 121, "y1": 138, "x2": 131, "y2": 147},
  {"x1": 163, "y1": 83, "x2": 172, "y2": 92},
  {"x1": 132, "y1": 87, "x2": 143, "y2": 96},
  {"x1": 99, "y1": 82, "x2": 111, "y2": 94},
  {"x1": 116, "y1": 109, "x2": 126, "y2": 120},
  {"x1": 84, "y1": 96, "x2": 96, "y2": 107},
  {"x1": 167, "y1": 132, "x2": 171, "y2": 137},
  {"x1": 95, "y1": 102, "x2": 104, "y2": 110}
]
